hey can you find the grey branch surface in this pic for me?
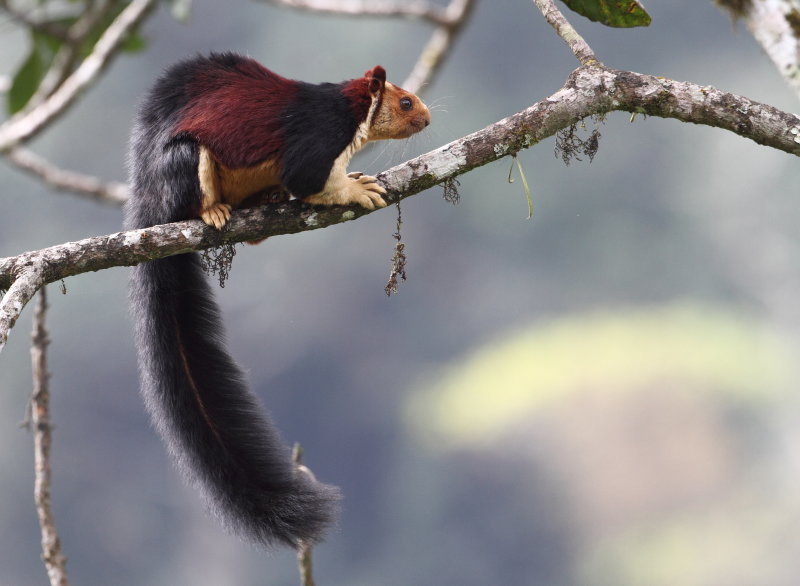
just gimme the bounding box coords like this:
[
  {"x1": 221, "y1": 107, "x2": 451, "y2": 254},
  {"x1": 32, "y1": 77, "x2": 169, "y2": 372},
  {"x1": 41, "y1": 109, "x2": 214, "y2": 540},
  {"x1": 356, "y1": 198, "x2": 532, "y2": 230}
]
[
  {"x1": 29, "y1": 287, "x2": 70, "y2": 586},
  {"x1": 2, "y1": 64, "x2": 800, "y2": 352},
  {"x1": 532, "y1": 0, "x2": 598, "y2": 65},
  {"x1": 8, "y1": 147, "x2": 129, "y2": 204}
]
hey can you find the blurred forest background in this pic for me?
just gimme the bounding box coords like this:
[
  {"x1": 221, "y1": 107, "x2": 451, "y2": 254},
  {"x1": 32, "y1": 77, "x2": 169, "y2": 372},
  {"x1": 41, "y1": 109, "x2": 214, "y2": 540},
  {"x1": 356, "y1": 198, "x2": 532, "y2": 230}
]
[{"x1": 2, "y1": 1, "x2": 800, "y2": 585}]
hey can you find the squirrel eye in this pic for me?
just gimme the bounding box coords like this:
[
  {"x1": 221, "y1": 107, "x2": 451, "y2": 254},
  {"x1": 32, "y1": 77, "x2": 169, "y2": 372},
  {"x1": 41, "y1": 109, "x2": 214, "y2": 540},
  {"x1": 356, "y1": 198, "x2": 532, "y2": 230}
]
[{"x1": 399, "y1": 96, "x2": 413, "y2": 111}]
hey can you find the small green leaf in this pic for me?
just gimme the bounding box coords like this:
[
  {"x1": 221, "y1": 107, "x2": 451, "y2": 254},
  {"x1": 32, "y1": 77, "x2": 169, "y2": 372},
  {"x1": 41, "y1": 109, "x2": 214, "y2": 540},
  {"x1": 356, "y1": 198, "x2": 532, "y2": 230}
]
[
  {"x1": 119, "y1": 30, "x2": 147, "y2": 53},
  {"x1": 8, "y1": 51, "x2": 45, "y2": 115},
  {"x1": 7, "y1": 31, "x2": 62, "y2": 114},
  {"x1": 560, "y1": 0, "x2": 651, "y2": 28}
]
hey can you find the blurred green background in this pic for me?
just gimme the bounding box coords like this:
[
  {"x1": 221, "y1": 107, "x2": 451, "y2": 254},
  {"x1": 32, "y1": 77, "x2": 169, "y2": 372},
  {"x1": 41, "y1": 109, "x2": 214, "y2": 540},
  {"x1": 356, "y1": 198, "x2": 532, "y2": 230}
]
[{"x1": 2, "y1": 1, "x2": 800, "y2": 585}]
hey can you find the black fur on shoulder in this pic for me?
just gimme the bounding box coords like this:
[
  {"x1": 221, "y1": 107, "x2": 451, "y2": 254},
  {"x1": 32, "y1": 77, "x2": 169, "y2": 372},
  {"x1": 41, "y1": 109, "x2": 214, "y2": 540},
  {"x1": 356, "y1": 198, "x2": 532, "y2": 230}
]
[{"x1": 279, "y1": 81, "x2": 360, "y2": 198}]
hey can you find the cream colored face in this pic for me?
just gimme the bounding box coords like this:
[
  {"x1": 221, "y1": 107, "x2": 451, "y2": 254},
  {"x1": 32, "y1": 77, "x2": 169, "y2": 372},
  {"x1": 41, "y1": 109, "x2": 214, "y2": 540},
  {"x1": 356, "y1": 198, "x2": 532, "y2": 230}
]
[{"x1": 369, "y1": 82, "x2": 431, "y2": 141}]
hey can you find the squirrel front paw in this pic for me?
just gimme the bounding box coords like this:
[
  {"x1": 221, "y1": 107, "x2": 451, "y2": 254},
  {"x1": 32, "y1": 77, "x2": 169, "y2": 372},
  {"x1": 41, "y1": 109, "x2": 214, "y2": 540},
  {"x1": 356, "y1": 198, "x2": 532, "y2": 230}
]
[
  {"x1": 305, "y1": 172, "x2": 387, "y2": 209},
  {"x1": 346, "y1": 173, "x2": 388, "y2": 209},
  {"x1": 200, "y1": 202, "x2": 232, "y2": 229}
]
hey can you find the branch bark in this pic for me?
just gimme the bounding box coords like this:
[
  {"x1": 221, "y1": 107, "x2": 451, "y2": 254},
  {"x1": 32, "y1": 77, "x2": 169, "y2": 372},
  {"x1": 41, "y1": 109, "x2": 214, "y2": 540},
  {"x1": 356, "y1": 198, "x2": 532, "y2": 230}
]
[
  {"x1": 715, "y1": 0, "x2": 800, "y2": 100},
  {"x1": 533, "y1": 0, "x2": 599, "y2": 65},
  {"x1": 7, "y1": 147, "x2": 129, "y2": 204},
  {"x1": 29, "y1": 287, "x2": 70, "y2": 586},
  {"x1": 1, "y1": 64, "x2": 799, "y2": 352}
]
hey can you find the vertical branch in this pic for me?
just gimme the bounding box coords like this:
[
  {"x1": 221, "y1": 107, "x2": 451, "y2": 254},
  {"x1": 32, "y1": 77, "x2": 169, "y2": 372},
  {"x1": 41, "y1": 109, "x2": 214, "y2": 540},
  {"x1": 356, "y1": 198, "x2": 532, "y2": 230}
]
[
  {"x1": 293, "y1": 443, "x2": 316, "y2": 586},
  {"x1": 29, "y1": 287, "x2": 70, "y2": 586},
  {"x1": 297, "y1": 541, "x2": 316, "y2": 586}
]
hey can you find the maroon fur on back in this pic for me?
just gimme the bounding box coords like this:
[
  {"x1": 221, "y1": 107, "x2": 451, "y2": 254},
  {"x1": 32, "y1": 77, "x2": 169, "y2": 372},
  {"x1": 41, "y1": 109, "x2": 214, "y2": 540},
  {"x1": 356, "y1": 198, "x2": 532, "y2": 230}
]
[{"x1": 175, "y1": 58, "x2": 298, "y2": 169}]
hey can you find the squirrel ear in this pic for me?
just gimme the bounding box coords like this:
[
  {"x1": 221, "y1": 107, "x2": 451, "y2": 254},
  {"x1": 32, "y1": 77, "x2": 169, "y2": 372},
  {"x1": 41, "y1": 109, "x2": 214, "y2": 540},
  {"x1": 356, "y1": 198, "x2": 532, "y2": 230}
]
[{"x1": 365, "y1": 66, "x2": 386, "y2": 94}]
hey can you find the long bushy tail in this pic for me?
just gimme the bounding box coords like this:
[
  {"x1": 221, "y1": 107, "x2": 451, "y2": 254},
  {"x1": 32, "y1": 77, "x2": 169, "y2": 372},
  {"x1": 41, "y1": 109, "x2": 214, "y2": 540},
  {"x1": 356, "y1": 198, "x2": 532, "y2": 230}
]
[{"x1": 129, "y1": 252, "x2": 340, "y2": 547}]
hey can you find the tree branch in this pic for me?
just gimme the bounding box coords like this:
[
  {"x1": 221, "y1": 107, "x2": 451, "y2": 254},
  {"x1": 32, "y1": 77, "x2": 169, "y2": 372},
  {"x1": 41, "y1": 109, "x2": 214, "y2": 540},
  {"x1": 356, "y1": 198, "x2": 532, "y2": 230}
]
[
  {"x1": 1, "y1": 64, "x2": 799, "y2": 352},
  {"x1": 28, "y1": 287, "x2": 70, "y2": 586},
  {"x1": 259, "y1": 0, "x2": 474, "y2": 94},
  {"x1": 257, "y1": 0, "x2": 455, "y2": 26},
  {"x1": 532, "y1": 0, "x2": 599, "y2": 65},
  {"x1": 6, "y1": 147, "x2": 129, "y2": 204},
  {"x1": 0, "y1": 0, "x2": 157, "y2": 152},
  {"x1": 402, "y1": 0, "x2": 475, "y2": 93},
  {"x1": 1, "y1": 262, "x2": 46, "y2": 354},
  {"x1": 22, "y1": 0, "x2": 117, "y2": 112},
  {"x1": 293, "y1": 444, "x2": 317, "y2": 586},
  {"x1": 715, "y1": 0, "x2": 800, "y2": 100}
]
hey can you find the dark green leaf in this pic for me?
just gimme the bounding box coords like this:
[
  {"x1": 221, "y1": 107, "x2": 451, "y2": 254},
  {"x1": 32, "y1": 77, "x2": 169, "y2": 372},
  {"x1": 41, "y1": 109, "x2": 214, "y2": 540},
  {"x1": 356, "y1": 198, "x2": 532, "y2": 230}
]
[
  {"x1": 560, "y1": 0, "x2": 651, "y2": 28},
  {"x1": 119, "y1": 30, "x2": 147, "y2": 53},
  {"x1": 7, "y1": 31, "x2": 62, "y2": 114}
]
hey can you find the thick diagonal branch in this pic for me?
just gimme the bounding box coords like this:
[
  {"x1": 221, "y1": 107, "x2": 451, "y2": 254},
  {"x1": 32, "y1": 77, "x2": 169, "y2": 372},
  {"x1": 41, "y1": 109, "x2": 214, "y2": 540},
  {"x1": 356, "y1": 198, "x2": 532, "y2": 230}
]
[{"x1": 2, "y1": 65, "x2": 799, "y2": 352}]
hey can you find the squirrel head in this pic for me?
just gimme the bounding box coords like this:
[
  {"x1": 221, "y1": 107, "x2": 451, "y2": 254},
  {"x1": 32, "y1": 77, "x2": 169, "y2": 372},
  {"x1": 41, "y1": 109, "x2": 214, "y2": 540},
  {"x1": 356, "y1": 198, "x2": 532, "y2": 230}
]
[{"x1": 343, "y1": 66, "x2": 430, "y2": 142}]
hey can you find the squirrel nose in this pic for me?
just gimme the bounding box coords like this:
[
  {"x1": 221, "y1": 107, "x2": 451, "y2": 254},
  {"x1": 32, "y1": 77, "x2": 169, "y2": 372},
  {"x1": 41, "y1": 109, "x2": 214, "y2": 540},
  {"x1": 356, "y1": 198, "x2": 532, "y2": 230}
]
[{"x1": 420, "y1": 107, "x2": 431, "y2": 128}]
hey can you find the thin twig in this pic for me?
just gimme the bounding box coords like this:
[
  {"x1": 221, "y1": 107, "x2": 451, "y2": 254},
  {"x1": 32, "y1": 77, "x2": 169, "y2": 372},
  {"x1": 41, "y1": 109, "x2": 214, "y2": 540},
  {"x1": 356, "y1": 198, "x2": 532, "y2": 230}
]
[
  {"x1": 531, "y1": 0, "x2": 600, "y2": 65},
  {"x1": 7, "y1": 147, "x2": 129, "y2": 204},
  {"x1": 402, "y1": 0, "x2": 475, "y2": 93},
  {"x1": 292, "y1": 444, "x2": 316, "y2": 586},
  {"x1": 30, "y1": 287, "x2": 70, "y2": 586},
  {"x1": 259, "y1": 0, "x2": 453, "y2": 26},
  {"x1": 261, "y1": 0, "x2": 472, "y2": 93},
  {"x1": 0, "y1": 0, "x2": 157, "y2": 152}
]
